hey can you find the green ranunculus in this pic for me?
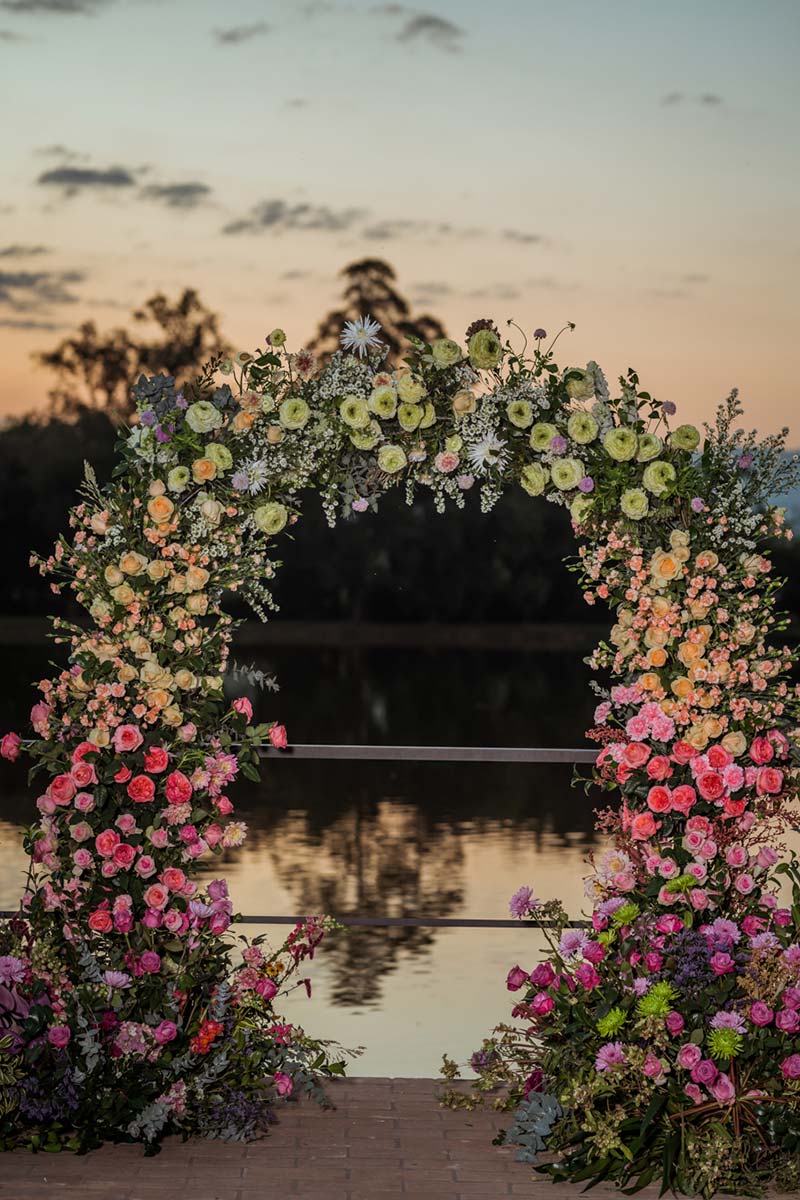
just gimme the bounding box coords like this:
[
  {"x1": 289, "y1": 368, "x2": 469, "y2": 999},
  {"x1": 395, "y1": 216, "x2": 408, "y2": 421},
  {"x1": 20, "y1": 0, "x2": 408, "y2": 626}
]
[
  {"x1": 468, "y1": 328, "x2": 503, "y2": 370},
  {"x1": 636, "y1": 432, "x2": 663, "y2": 462},
  {"x1": 397, "y1": 403, "x2": 424, "y2": 432},
  {"x1": 550, "y1": 457, "x2": 584, "y2": 491},
  {"x1": 268, "y1": 328, "x2": 287, "y2": 347},
  {"x1": 431, "y1": 338, "x2": 462, "y2": 369},
  {"x1": 530, "y1": 422, "x2": 558, "y2": 452},
  {"x1": 620, "y1": 488, "x2": 649, "y2": 520},
  {"x1": 419, "y1": 402, "x2": 437, "y2": 429},
  {"x1": 279, "y1": 396, "x2": 310, "y2": 430},
  {"x1": 642, "y1": 459, "x2": 677, "y2": 496},
  {"x1": 506, "y1": 399, "x2": 534, "y2": 429},
  {"x1": 377, "y1": 444, "x2": 407, "y2": 474},
  {"x1": 566, "y1": 411, "x2": 599, "y2": 444},
  {"x1": 445, "y1": 434, "x2": 463, "y2": 452},
  {"x1": 368, "y1": 386, "x2": 397, "y2": 420},
  {"x1": 339, "y1": 395, "x2": 370, "y2": 429},
  {"x1": 204, "y1": 443, "x2": 233, "y2": 472},
  {"x1": 570, "y1": 495, "x2": 594, "y2": 525},
  {"x1": 185, "y1": 400, "x2": 223, "y2": 435},
  {"x1": 603, "y1": 427, "x2": 639, "y2": 461},
  {"x1": 253, "y1": 502, "x2": 288, "y2": 535},
  {"x1": 670, "y1": 423, "x2": 701, "y2": 452},
  {"x1": 563, "y1": 368, "x2": 593, "y2": 400},
  {"x1": 350, "y1": 421, "x2": 381, "y2": 451},
  {"x1": 167, "y1": 466, "x2": 190, "y2": 493},
  {"x1": 520, "y1": 462, "x2": 549, "y2": 496}
]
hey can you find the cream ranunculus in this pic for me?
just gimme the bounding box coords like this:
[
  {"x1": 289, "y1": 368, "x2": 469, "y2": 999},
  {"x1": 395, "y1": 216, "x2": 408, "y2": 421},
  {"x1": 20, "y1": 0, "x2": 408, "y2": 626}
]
[
  {"x1": 254, "y1": 502, "x2": 288, "y2": 535},
  {"x1": 397, "y1": 403, "x2": 423, "y2": 432},
  {"x1": 167, "y1": 466, "x2": 190, "y2": 493},
  {"x1": 566, "y1": 411, "x2": 599, "y2": 444},
  {"x1": 204, "y1": 443, "x2": 233, "y2": 472},
  {"x1": 279, "y1": 397, "x2": 310, "y2": 430},
  {"x1": 570, "y1": 495, "x2": 595, "y2": 525},
  {"x1": 368, "y1": 386, "x2": 397, "y2": 420},
  {"x1": 563, "y1": 368, "x2": 594, "y2": 400},
  {"x1": 468, "y1": 328, "x2": 503, "y2": 370},
  {"x1": 185, "y1": 400, "x2": 223, "y2": 434},
  {"x1": 636, "y1": 433, "x2": 663, "y2": 462},
  {"x1": 377, "y1": 444, "x2": 407, "y2": 474},
  {"x1": 603, "y1": 427, "x2": 639, "y2": 461},
  {"x1": 669, "y1": 424, "x2": 700, "y2": 452},
  {"x1": 642, "y1": 460, "x2": 677, "y2": 496},
  {"x1": 350, "y1": 421, "x2": 382, "y2": 450},
  {"x1": 620, "y1": 488, "x2": 649, "y2": 520},
  {"x1": 431, "y1": 338, "x2": 462, "y2": 369},
  {"x1": 396, "y1": 373, "x2": 426, "y2": 404},
  {"x1": 506, "y1": 399, "x2": 533, "y2": 429},
  {"x1": 419, "y1": 402, "x2": 437, "y2": 429},
  {"x1": 530, "y1": 422, "x2": 558, "y2": 452},
  {"x1": 520, "y1": 462, "x2": 549, "y2": 496},
  {"x1": 550, "y1": 457, "x2": 584, "y2": 491},
  {"x1": 339, "y1": 395, "x2": 371, "y2": 429}
]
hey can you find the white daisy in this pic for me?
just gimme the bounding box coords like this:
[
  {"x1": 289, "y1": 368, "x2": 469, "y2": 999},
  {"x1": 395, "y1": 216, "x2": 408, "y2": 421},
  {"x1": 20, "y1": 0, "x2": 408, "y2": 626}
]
[
  {"x1": 467, "y1": 435, "x2": 509, "y2": 475},
  {"x1": 340, "y1": 314, "x2": 383, "y2": 358}
]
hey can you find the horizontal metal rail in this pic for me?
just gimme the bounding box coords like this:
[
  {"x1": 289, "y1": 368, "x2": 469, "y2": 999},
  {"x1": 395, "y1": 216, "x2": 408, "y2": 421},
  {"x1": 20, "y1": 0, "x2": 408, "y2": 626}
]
[
  {"x1": 0, "y1": 910, "x2": 587, "y2": 928},
  {"x1": 259, "y1": 744, "x2": 597, "y2": 763}
]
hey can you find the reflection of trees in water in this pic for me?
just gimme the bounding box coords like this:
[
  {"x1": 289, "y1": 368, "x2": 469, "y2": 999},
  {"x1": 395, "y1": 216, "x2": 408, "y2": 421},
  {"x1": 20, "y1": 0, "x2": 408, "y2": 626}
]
[{"x1": 263, "y1": 801, "x2": 464, "y2": 1006}]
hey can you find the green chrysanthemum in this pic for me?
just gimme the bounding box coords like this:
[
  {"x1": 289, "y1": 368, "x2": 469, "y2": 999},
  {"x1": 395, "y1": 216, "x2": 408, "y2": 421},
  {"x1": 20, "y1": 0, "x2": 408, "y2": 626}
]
[
  {"x1": 664, "y1": 873, "x2": 698, "y2": 894},
  {"x1": 636, "y1": 981, "x2": 678, "y2": 1018},
  {"x1": 708, "y1": 1028, "x2": 743, "y2": 1061},
  {"x1": 596, "y1": 1007, "x2": 627, "y2": 1038},
  {"x1": 611, "y1": 902, "x2": 640, "y2": 927}
]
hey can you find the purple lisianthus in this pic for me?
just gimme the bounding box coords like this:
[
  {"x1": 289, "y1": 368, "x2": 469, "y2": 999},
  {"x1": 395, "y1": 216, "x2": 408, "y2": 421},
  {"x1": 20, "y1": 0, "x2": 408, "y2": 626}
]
[
  {"x1": 578, "y1": 476, "x2": 594, "y2": 493},
  {"x1": 102, "y1": 970, "x2": 132, "y2": 989},
  {"x1": 509, "y1": 885, "x2": 540, "y2": 918},
  {"x1": 690, "y1": 497, "x2": 705, "y2": 513},
  {"x1": 139, "y1": 409, "x2": 157, "y2": 427},
  {"x1": 595, "y1": 1041, "x2": 627, "y2": 1072},
  {"x1": 549, "y1": 435, "x2": 567, "y2": 455}
]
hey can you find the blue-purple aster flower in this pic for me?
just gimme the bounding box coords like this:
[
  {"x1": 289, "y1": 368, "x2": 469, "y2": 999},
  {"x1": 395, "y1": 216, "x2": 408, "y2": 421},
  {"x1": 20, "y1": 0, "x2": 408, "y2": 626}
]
[
  {"x1": 663, "y1": 401, "x2": 677, "y2": 416},
  {"x1": 711, "y1": 1010, "x2": 746, "y2": 1034},
  {"x1": 139, "y1": 410, "x2": 157, "y2": 427},
  {"x1": 509, "y1": 885, "x2": 540, "y2": 918},
  {"x1": 533, "y1": 328, "x2": 547, "y2": 340}
]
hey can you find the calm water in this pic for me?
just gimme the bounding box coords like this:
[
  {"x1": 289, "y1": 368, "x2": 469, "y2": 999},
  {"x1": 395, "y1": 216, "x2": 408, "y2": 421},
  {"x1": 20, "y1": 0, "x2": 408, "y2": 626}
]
[{"x1": 0, "y1": 639, "x2": 604, "y2": 1075}]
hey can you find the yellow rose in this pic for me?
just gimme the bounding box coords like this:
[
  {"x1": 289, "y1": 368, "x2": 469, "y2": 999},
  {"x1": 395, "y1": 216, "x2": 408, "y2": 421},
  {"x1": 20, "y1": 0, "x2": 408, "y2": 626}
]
[
  {"x1": 147, "y1": 560, "x2": 169, "y2": 582},
  {"x1": 167, "y1": 574, "x2": 187, "y2": 594},
  {"x1": 104, "y1": 564, "x2": 124, "y2": 587},
  {"x1": 145, "y1": 688, "x2": 172, "y2": 710},
  {"x1": 702, "y1": 715, "x2": 725, "y2": 738},
  {"x1": 161, "y1": 705, "x2": 183, "y2": 727},
  {"x1": 186, "y1": 592, "x2": 209, "y2": 615},
  {"x1": 685, "y1": 726, "x2": 709, "y2": 750},
  {"x1": 192, "y1": 458, "x2": 218, "y2": 484},
  {"x1": 650, "y1": 596, "x2": 671, "y2": 618},
  {"x1": 117, "y1": 664, "x2": 137, "y2": 684},
  {"x1": 644, "y1": 627, "x2": 669, "y2": 649},
  {"x1": 147, "y1": 494, "x2": 175, "y2": 524},
  {"x1": 721, "y1": 731, "x2": 747, "y2": 756},
  {"x1": 185, "y1": 565, "x2": 210, "y2": 591},
  {"x1": 174, "y1": 668, "x2": 198, "y2": 690},
  {"x1": 669, "y1": 529, "x2": 691, "y2": 551},
  {"x1": 140, "y1": 660, "x2": 166, "y2": 685},
  {"x1": 119, "y1": 551, "x2": 148, "y2": 576},
  {"x1": 694, "y1": 550, "x2": 719, "y2": 571},
  {"x1": 111, "y1": 584, "x2": 135, "y2": 606}
]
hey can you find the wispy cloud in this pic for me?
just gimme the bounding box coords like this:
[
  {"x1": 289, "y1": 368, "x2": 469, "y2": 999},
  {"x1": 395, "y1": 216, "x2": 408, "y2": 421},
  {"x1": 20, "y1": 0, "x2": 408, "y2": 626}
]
[
  {"x1": 502, "y1": 229, "x2": 542, "y2": 245},
  {"x1": 141, "y1": 181, "x2": 212, "y2": 209},
  {"x1": 0, "y1": 0, "x2": 108, "y2": 12},
  {"x1": 0, "y1": 268, "x2": 84, "y2": 312},
  {"x1": 0, "y1": 26, "x2": 25, "y2": 37},
  {"x1": 213, "y1": 21, "x2": 269, "y2": 45},
  {"x1": 0, "y1": 244, "x2": 50, "y2": 257},
  {"x1": 37, "y1": 164, "x2": 137, "y2": 196},
  {"x1": 661, "y1": 92, "x2": 725, "y2": 107},
  {"x1": 223, "y1": 199, "x2": 365, "y2": 235},
  {"x1": 0, "y1": 316, "x2": 62, "y2": 330},
  {"x1": 395, "y1": 13, "x2": 463, "y2": 52},
  {"x1": 35, "y1": 144, "x2": 89, "y2": 160}
]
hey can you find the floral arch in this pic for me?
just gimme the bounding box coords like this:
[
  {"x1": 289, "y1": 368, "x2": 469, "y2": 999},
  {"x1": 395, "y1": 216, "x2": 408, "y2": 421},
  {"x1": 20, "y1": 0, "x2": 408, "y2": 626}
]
[{"x1": 1, "y1": 315, "x2": 799, "y2": 1193}]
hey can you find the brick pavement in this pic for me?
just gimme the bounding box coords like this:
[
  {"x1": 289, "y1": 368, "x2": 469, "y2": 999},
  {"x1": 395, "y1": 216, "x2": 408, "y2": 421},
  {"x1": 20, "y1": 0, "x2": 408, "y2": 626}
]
[{"x1": 0, "y1": 1077, "x2": 715, "y2": 1199}]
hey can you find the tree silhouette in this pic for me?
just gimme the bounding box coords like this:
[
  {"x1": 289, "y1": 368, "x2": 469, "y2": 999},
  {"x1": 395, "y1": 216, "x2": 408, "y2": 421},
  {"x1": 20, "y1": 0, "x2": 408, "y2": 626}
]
[
  {"x1": 307, "y1": 259, "x2": 447, "y2": 364},
  {"x1": 35, "y1": 289, "x2": 231, "y2": 422}
]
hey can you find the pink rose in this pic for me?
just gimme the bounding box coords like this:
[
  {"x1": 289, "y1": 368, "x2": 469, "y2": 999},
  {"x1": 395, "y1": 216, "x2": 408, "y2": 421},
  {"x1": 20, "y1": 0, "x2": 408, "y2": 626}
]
[
  {"x1": 150, "y1": 828, "x2": 169, "y2": 849},
  {"x1": 127, "y1": 774, "x2": 155, "y2": 804},
  {"x1": 690, "y1": 1058, "x2": 718, "y2": 1086},
  {"x1": 70, "y1": 761, "x2": 97, "y2": 788},
  {"x1": 709, "y1": 1072, "x2": 736, "y2": 1105},
  {"x1": 273, "y1": 1072, "x2": 293, "y2": 1097},
  {"x1": 140, "y1": 951, "x2": 161, "y2": 974},
  {"x1": 113, "y1": 724, "x2": 143, "y2": 754},
  {"x1": 153, "y1": 1020, "x2": 178, "y2": 1044},
  {"x1": 750, "y1": 1001, "x2": 773, "y2": 1027},
  {"x1": 47, "y1": 1024, "x2": 71, "y2": 1049},
  {"x1": 506, "y1": 965, "x2": 529, "y2": 992},
  {"x1": 646, "y1": 755, "x2": 672, "y2": 781},
  {"x1": 776, "y1": 1009, "x2": 799, "y2": 1033},
  {"x1": 161, "y1": 867, "x2": 187, "y2": 892},
  {"x1": 755, "y1": 846, "x2": 779, "y2": 870},
  {"x1": 30, "y1": 701, "x2": 52, "y2": 736},
  {"x1": 112, "y1": 843, "x2": 136, "y2": 869},
  {"x1": 135, "y1": 855, "x2": 157, "y2": 878},
  {"x1": 88, "y1": 910, "x2": 113, "y2": 933},
  {"x1": 113, "y1": 909, "x2": 133, "y2": 933},
  {"x1": 575, "y1": 963, "x2": 601, "y2": 989},
  {"x1": 725, "y1": 845, "x2": 748, "y2": 868},
  {"x1": 215, "y1": 796, "x2": 234, "y2": 816},
  {"x1": 74, "y1": 791, "x2": 95, "y2": 813},
  {"x1": 116, "y1": 813, "x2": 136, "y2": 834},
  {"x1": 255, "y1": 976, "x2": 278, "y2": 1001},
  {"x1": 665, "y1": 1011, "x2": 685, "y2": 1036},
  {"x1": 178, "y1": 723, "x2": 197, "y2": 743},
  {"x1": 233, "y1": 697, "x2": 253, "y2": 723},
  {"x1": 49, "y1": 774, "x2": 76, "y2": 805},
  {"x1": 710, "y1": 952, "x2": 735, "y2": 975},
  {"x1": 689, "y1": 889, "x2": 710, "y2": 911},
  {"x1": 670, "y1": 785, "x2": 697, "y2": 815},
  {"x1": 623, "y1": 742, "x2": 651, "y2": 768},
  {"x1": 0, "y1": 732, "x2": 21, "y2": 762},
  {"x1": 531, "y1": 992, "x2": 554, "y2": 1016},
  {"x1": 95, "y1": 829, "x2": 120, "y2": 858},
  {"x1": 143, "y1": 883, "x2": 169, "y2": 911},
  {"x1": 643, "y1": 1054, "x2": 663, "y2": 1079},
  {"x1": 630, "y1": 812, "x2": 658, "y2": 841},
  {"x1": 144, "y1": 745, "x2": 170, "y2": 774},
  {"x1": 684, "y1": 1083, "x2": 704, "y2": 1106},
  {"x1": 734, "y1": 873, "x2": 755, "y2": 895},
  {"x1": 647, "y1": 786, "x2": 672, "y2": 814},
  {"x1": 749, "y1": 736, "x2": 774, "y2": 765},
  {"x1": 165, "y1": 770, "x2": 193, "y2": 804},
  {"x1": 656, "y1": 915, "x2": 684, "y2": 935},
  {"x1": 142, "y1": 908, "x2": 163, "y2": 929},
  {"x1": 163, "y1": 909, "x2": 184, "y2": 933},
  {"x1": 677, "y1": 1043, "x2": 702, "y2": 1070},
  {"x1": 269, "y1": 724, "x2": 288, "y2": 750},
  {"x1": 696, "y1": 771, "x2": 724, "y2": 802},
  {"x1": 671, "y1": 740, "x2": 698, "y2": 765},
  {"x1": 756, "y1": 766, "x2": 783, "y2": 795},
  {"x1": 73, "y1": 848, "x2": 93, "y2": 869},
  {"x1": 781, "y1": 1054, "x2": 800, "y2": 1080},
  {"x1": 530, "y1": 962, "x2": 556, "y2": 987}
]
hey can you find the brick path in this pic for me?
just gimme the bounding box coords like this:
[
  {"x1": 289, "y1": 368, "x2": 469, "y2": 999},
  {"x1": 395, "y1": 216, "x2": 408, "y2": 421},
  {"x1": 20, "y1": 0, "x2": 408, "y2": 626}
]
[{"x1": 0, "y1": 1077, "x2": 670, "y2": 1199}]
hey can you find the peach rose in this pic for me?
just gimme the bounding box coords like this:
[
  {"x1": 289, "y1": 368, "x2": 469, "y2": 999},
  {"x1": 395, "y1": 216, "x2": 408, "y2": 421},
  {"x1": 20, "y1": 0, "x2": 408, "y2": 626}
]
[{"x1": 192, "y1": 458, "x2": 217, "y2": 484}]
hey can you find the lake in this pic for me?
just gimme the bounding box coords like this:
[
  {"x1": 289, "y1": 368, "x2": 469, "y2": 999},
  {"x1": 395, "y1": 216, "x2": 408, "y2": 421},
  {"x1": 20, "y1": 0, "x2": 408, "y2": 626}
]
[{"x1": 1, "y1": 636, "x2": 608, "y2": 1076}]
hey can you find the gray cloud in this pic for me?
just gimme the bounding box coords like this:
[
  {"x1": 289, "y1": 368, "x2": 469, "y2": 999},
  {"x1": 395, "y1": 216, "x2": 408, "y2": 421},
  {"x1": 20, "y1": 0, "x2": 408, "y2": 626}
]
[
  {"x1": 0, "y1": 0, "x2": 107, "y2": 12},
  {"x1": 286, "y1": 97, "x2": 307, "y2": 108},
  {"x1": 213, "y1": 21, "x2": 269, "y2": 44},
  {"x1": 0, "y1": 26, "x2": 25, "y2": 36},
  {"x1": 0, "y1": 268, "x2": 84, "y2": 312},
  {"x1": 661, "y1": 92, "x2": 725, "y2": 107},
  {"x1": 396, "y1": 13, "x2": 463, "y2": 51},
  {"x1": 223, "y1": 199, "x2": 365, "y2": 236},
  {"x1": 503, "y1": 229, "x2": 542, "y2": 245},
  {"x1": 0, "y1": 244, "x2": 50, "y2": 257},
  {"x1": 141, "y1": 181, "x2": 212, "y2": 209},
  {"x1": 35, "y1": 144, "x2": 88, "y2": 160},
  {"x1": 37, "y1": 164, "x2": 137, "y2": 195},
  {"x1": 0, "y1": 316, "x2": 62, "y2": 330}
]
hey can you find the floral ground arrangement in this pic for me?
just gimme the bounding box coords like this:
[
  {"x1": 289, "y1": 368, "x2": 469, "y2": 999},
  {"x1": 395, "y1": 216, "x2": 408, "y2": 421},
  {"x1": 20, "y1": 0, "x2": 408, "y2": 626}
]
[{"x1": 1, "y1": 315, "x2": 798, "y2": 1186}]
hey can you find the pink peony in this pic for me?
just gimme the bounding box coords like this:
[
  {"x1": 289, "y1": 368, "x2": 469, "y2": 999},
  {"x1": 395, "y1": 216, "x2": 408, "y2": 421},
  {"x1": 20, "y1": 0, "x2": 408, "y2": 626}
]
[
  {"x1": 670, "y1": 785, "x2": 697, "y2": 814},
  {"x1": 165, "y1": 770, "x2": 193, "y2": 804},
  {"x1": 0, "y1": 732, "x2": 21, "y2": 762},
  {"x1": 144, "y1": 745, "x2": 170, "y2": 774}
]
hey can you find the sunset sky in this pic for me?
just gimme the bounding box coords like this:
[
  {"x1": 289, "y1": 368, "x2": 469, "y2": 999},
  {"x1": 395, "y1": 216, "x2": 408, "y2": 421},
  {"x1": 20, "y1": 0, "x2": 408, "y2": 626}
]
[{"x1": 0, "y1": 0, "x2": 797, "y2": 430}]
